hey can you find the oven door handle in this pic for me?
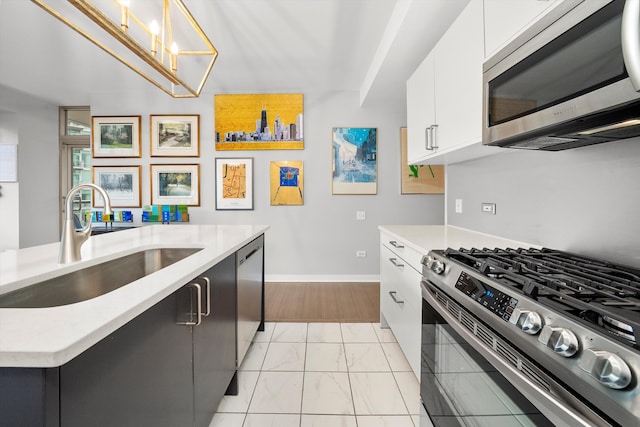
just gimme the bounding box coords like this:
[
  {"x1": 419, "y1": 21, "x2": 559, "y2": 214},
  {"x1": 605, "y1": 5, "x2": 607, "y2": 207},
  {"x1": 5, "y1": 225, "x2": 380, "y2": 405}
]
[{"x1": 421, "y1": 281, "x2": 598, "y2": 427}]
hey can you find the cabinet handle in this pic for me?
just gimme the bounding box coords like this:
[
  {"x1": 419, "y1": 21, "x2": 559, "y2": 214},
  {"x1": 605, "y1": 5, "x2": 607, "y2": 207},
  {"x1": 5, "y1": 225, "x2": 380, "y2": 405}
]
[
  {"x1": 389, "y1": 291, "x2": 404, "y2": 304},
  {"x1": 389, "y1": 257, "x2": 404, "y2": 268},
  {"x1": 431, "y1": 124, "x2": 439, "y2": 149},
  {"x1": 425, "y1": 126, "x2": 432, "y2": 150},
  {"x1": 177, "y1": 282, "x2": 202, "y2": 326},
  {"x1": 198, "y1": 277, "x2": 211, "y2": 317},
  {"x1": 389, "y1": 240, "x2": 404, "y2": 249}
]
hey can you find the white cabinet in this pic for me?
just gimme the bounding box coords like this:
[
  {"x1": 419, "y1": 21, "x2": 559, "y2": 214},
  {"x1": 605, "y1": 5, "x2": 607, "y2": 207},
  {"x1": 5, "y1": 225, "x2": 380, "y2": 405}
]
[
  {"x1": 406, "y1": 0, "x2": 484, "y2": 165},
  {"x1": 406, "y1": 54, "x2": 435, "y2": 163},
  {"x1": 484, "y1": 0, "x2": 565, "y2": 59},
  {"x1": 379, "y1": 232, "x2": 423, "y2": 379}
]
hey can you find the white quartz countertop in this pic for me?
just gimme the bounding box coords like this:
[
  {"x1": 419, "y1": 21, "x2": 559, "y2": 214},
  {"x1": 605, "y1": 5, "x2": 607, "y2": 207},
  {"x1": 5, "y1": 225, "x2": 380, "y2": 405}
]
[
  {"x1": 0, "y1": 224, "x2": 269, "y2": 368},
  {"x1": 378, "y1": 225, "x2": 540, "y2": 255}
]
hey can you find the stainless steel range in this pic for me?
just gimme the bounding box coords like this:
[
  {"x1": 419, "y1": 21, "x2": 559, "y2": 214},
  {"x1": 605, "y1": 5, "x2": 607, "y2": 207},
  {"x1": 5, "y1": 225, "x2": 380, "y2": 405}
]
[{"x1": 420, "y1": 247, "x2": 640, "y2": 427}]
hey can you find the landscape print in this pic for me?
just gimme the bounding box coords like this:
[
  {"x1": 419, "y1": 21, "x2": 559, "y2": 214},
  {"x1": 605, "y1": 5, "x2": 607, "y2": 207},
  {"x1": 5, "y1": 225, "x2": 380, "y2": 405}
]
[
  {"x1": 159, "y1": 172, "x2": 193, "y2": 197},
  {"x1": 151, "y1": 164, "x2": 200, "y2": 206},
  {"x1": 93, "y1": 166, "x2": 141, "y2": 207},
  {"x1": 215, "y1": 93, "x2": 304, "y2": 150},
  {"x1": 332, "y1": 127, "x2": 377, "y2": 194},
  {"x1": 99, "y1": 123, "x2": 133, "y2": 149}
]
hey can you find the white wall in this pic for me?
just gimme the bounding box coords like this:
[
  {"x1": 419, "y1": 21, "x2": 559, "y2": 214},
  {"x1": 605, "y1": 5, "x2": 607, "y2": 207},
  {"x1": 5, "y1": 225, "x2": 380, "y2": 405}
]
[
  {"x1": 446, "y1": 138, "x2": 640, "y2": 268},
  {"x1": 0, "y1": 86, "x2": 59, "y2": 249},
  {"x1": 85, "y1": 88, "x2": 444, "y2": 280}
]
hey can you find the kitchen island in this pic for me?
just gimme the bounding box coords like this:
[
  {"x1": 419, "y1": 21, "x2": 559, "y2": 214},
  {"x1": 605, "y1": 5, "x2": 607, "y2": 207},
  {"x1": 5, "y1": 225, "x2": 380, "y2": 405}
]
[{"x1": 0, "y1": 224, "x2": 268, "y2": 427}]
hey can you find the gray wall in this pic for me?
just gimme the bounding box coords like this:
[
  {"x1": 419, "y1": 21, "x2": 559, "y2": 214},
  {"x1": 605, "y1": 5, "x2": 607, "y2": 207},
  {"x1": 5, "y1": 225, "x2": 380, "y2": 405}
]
[
  {"x1": 0, "y1": 85, "x2": 59, "y2": 249},
  {"x1": 446, "y1": 138, "x2": 640, "y2": 268},
  {"x1": 3, "y1": 86, "x2": 443, "y2": 280}
]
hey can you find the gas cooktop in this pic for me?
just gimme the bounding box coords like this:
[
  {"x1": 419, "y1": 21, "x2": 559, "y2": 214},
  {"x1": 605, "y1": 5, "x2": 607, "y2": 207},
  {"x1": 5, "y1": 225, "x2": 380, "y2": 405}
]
[{"x1": 437, "y1": 247, "x2": 640, "y2": 347}]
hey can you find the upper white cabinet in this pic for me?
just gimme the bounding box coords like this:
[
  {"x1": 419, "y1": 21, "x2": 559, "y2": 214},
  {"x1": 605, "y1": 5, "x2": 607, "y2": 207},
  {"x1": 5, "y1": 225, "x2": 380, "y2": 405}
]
[
  {"x1": 406, "y1": 54, "x2": 435, "y2": 163},
  {"x1": 484, "y1": 0, "x2": 564, "y2": 59},
  {"x1": 406, "y1": 0, "x2": 485, "y2": 165}
]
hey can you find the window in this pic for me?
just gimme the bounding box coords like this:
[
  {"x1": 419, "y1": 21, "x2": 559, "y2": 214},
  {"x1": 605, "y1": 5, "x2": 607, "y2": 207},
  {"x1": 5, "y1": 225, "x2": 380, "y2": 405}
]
[{"x1": 60, "y1": 107, "x2": 92, "y2": 230}]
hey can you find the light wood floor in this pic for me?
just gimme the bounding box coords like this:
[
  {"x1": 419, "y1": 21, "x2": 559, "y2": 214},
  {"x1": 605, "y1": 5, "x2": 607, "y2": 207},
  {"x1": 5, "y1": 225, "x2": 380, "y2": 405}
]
[{"x1": 265, "y1": 282, "x2": 380, "y2": 323}]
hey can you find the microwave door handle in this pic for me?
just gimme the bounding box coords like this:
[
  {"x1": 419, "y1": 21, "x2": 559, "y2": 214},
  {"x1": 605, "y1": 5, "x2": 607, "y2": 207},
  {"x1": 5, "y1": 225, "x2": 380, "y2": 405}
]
[{"x1": 622, "y1": 0, "x2": 640, "y2": 91}]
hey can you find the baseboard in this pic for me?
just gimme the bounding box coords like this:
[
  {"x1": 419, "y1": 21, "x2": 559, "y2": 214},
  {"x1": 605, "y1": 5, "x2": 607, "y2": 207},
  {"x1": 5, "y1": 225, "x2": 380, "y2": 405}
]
[{"x1": 265, "y1": 274, "x2": 380, "y2": 283}]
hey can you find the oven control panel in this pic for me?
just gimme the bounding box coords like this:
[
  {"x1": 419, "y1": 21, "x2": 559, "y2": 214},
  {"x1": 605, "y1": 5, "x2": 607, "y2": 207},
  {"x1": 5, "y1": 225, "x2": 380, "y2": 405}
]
[{"x1": 455, "y1": 272, "x2": 518, "y2": 321}]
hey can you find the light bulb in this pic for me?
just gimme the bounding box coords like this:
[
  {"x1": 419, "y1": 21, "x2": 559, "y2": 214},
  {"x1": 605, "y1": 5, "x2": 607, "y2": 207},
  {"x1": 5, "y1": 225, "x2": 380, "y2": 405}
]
[
  {"x1": 150, "y1": 20, "x2": 159, "y2": 35},
  {"x1": 170, "y1": 43, "x2": 179, "y2": 73},
  {"x1": 150, "y1": 20, "x2": 159, "y2": 56},
  {"x1": 119, "y1": 0, "x2": 130, "y2": 31}
]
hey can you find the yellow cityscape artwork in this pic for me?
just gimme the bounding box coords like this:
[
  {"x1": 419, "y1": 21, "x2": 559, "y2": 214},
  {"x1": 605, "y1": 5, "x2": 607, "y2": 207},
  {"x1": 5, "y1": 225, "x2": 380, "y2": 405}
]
[{"x1": 215, "y1": 93, "x2": 304, "y2": 150}]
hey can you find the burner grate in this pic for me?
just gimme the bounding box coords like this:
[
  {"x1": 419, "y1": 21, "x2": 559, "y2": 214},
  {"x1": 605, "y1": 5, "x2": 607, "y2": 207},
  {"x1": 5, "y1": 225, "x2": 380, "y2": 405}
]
[{"x1": 441, "y1": 247, "x2": 640, "y2": 346}]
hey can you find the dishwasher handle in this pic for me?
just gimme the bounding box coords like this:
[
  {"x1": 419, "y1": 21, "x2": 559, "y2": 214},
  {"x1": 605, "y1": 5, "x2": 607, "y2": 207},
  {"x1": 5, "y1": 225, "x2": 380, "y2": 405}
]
[{"x1": 239, "y1": 247, "x2": 260, "y2": 266}]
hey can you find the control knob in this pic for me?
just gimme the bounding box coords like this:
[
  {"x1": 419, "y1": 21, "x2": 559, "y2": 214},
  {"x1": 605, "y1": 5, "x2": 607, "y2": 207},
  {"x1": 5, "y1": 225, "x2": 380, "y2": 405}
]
[
  {"x1": 579, "y1": 349, "x2": 632, "y2": 389},
  {"x1": 509, "y1": 308, "x2": 543, "y2": 335},
  {"x1": 424, "y1": 256, "x2": 446, "y2": 275},
  {"x1": 538, "y1": 325, "x2": 579, "y2": 357}
]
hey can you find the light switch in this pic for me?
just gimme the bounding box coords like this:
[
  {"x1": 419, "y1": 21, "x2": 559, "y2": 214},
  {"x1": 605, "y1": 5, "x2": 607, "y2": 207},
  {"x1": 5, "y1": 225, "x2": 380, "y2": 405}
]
[{"x1": 356, "y1": 211, "x2": 366, "y2": 220}]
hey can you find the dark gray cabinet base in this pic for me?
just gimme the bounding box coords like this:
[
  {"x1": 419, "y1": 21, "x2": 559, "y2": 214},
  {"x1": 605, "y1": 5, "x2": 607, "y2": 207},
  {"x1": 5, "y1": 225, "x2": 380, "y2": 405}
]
[{"x1": 0, "y1": 250, "x2": 247, "y2": 427}]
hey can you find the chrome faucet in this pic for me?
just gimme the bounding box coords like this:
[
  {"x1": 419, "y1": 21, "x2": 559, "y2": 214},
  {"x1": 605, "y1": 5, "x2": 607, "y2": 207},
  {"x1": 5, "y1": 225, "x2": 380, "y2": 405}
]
[{"x1": 59, "y1": 183, "x2": 112, "y2": 264}]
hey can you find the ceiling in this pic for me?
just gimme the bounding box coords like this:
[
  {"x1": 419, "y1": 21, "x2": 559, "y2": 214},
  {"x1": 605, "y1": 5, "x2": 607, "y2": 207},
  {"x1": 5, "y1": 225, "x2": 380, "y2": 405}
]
[{"x1": 0, "y1": 0, "x2": 469, "y2": 107}]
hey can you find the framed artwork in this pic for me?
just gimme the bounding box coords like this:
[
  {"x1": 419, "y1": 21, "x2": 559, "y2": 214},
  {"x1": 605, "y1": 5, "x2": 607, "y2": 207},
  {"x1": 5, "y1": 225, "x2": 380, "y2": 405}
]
[
  {"x1": 92, "y1": 165, "x2": 142, "y2": 208},
  {"x1": 91, "y1": 116, "x2": 141, "y2": 158},
  {"x1": 150, "y1": 114, "x2": 200, "y2": 157},
  {"x1": 215, "y1": 93, "x2": 304, "y2": 150},
  {"x1": 215, "y1": 157, "x2": 253, "y2": 210},
  {"x1": 150, "y1": 164, "x2": 200, "y2": 206},
  {"x1": 400, "y1": 127, "x2": 445, "y2": 194},
  {"x1": 270, "y1": 161, "x2": 303, "y2": 205},
  {"x1": 332, "y1": 127, "x2": 377, "y2": 195}
]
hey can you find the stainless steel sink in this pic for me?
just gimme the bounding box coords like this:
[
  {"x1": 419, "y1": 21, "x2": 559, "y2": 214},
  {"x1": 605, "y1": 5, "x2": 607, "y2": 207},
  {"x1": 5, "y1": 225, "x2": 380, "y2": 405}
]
[{"x1": 0, "y1": 248, "x2": 202, "y2": 308}]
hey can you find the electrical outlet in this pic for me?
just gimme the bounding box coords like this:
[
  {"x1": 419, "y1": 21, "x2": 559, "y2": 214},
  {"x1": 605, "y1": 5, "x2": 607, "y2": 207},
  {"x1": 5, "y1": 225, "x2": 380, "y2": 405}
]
[
  {"x1": 455, "y1": 199, "x2": 463, "y2": 213},
  {"x1": 356, "y1": 211, "x2": 366, "y2": 220},
  {"x1": 481, "y1": 203, "x2": 496, "y2": 215},
  {"x1": 356, "y1": 250, "x2": 367, "y2": 258}
]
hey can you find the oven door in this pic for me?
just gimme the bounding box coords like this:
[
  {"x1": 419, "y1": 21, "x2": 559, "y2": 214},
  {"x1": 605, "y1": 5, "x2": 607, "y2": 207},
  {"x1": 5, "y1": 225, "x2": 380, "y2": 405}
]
[{"x1": 420, "y1": 280, "x2": 605, "y2": 427}]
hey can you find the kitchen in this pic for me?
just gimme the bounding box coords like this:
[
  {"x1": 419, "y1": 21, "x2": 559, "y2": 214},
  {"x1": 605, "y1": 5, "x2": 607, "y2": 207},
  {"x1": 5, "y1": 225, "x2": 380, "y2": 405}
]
[{"x1": 2, "y1": 0, "x2": 640, "y2": 426}]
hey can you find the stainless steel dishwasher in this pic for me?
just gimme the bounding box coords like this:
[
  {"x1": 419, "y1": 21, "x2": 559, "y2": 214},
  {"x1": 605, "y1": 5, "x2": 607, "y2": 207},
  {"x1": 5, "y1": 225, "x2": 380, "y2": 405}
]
[{"x1": 236, "y1": 235, "x2": 264, "y2": 367}]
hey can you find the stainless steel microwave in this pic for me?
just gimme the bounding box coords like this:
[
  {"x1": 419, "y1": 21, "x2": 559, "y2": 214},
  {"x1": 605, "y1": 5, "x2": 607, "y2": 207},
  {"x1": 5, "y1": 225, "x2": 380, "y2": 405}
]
[{"x1": 483, "y1": 0, "x2": 640, "y2": 150}]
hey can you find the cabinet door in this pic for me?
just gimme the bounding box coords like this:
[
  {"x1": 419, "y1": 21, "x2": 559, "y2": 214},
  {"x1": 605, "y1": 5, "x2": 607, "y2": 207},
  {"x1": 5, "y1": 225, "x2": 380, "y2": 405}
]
[
  {"x1": 407, "y1": 52, "x2": 436, "y2": 164},
  {"x1": 193, "y1": 253, "x2": 238, "y2": 427},
  {"x1": 484, "y1": 0, "x2": 563, "y2": 59},
  {"x1": 433, "y1": 0, "x2": 484, "y2": 153},
  {"x1": 380, "y1": 245, "x2": 421, "y2": 377},
  {"x1": 59, "y1": 290, "x2": 194, "y2": 427}
]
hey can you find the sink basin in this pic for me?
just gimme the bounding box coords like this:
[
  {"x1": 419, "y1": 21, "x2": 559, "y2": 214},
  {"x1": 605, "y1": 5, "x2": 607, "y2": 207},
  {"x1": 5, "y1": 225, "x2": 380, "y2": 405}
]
[{"x1": 0, "y1": 248, "x2": 202, "y2": 308}]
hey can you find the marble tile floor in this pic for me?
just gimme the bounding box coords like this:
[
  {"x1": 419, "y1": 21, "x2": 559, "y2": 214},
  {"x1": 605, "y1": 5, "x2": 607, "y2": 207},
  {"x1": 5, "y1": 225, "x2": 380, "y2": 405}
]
[{"x1": 210, "y1": 322, "x2": 421, "y2": 427}]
